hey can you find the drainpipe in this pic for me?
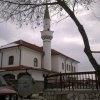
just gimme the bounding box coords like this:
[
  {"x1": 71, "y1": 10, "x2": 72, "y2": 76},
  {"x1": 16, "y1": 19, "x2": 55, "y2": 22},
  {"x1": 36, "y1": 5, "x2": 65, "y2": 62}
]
[
  {"x1": 0, "y1": 50, "x2": 3, "y2": 68},
  {"x1": 18, "y1": 46, "x2": 21, "y2": 66},
  {"x1": 64, "y1": 59, "x2": 66, "y2": 73},
  {"x1": 41, "y1": 52, "x2": 44, "y2": 69}
]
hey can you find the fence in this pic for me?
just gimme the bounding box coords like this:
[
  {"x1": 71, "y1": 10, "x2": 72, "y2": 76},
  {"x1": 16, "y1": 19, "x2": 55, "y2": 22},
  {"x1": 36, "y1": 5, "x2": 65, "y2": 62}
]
[{"x1": 44, "y1": 71, "x2": 100, "y2": 90}]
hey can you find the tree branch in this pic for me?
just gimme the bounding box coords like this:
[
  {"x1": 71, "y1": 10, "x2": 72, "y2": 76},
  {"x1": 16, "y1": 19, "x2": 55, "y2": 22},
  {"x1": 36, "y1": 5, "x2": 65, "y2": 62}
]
[
  {"x1": 73, "y1": 0, "x2": 77, "y2": 12},
  {"x1": 92, "y1": 51, "x2": 100, "y2": 53},
  {"x1": 57, "y1": 0, "x2": 99, "y2": 71},
  {"x1": 0, "y1": 0, "x2": 58, "y2": 6}
]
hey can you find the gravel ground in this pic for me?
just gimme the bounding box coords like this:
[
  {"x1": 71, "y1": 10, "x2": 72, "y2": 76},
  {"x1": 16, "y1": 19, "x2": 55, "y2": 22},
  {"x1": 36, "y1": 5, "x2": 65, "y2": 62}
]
[{"x1": 18, "y1": 94, "x2": 46, "y2": 100}]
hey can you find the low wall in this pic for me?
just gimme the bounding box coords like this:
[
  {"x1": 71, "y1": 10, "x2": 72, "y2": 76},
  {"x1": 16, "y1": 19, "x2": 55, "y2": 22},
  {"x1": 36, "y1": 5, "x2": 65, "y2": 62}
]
[
  {"x1": 32, "y1": 81, "x2": 44, "y2": 94},
  {"x1": 43, "y1": 89, "x2": 100, "y2": 100}
]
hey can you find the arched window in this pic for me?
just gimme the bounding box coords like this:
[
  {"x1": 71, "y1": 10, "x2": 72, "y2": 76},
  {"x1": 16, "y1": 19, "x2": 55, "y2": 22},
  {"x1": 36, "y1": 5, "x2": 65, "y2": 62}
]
[
  {"x1": 34, "y1": 58, "x2": 38, "y2": 67},
  {"x1": 69, "y1": 65, "x2": 70, "y2": 71},
  {"x1": 72, "y1": 66, "x2": 74, "y2": 72},
  {"x1": 67, "y1": 64, "x2": 68, "y2": 70},
  {"x1": 74, "y1": 67, "x2": 76, "y2": 72},
  {"x1": 8, "y1": 56, "x2": 14, "y2": 65},
  {"x1": 62, "y1": 63, "x2": 64, "y2": 70}
]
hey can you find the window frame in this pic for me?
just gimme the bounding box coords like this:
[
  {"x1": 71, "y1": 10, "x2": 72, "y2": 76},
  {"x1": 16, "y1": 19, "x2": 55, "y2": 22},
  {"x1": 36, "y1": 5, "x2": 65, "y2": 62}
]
[
  {"x1": 34, "y1": 58, "x2": 38, "y2": 67},
  {"x1": 62, "y1": 63, "x2": 64, "y2": 70},
  {"x1": 8, "y1": 56, "x2": 14, "y2": 65}
]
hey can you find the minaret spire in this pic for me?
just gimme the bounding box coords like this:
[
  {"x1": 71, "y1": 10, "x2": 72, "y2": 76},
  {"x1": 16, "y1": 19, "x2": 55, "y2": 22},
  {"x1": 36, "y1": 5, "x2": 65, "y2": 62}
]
[
  {"x1": 41, "y1": 5, "x2": 54, "y2": 71},
  {"x1": 43, "y1": 4, "x2": 51, "y2": 31},
  {"x1": 44, "y1": 4, "x2": 50, "y2": 19}
]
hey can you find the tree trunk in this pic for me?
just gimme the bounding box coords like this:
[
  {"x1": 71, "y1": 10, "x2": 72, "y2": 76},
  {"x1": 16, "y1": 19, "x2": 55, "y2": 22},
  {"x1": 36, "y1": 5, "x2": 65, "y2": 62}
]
[{"x1": 57, "y1": 0, "x2": 100, "y2": 71}]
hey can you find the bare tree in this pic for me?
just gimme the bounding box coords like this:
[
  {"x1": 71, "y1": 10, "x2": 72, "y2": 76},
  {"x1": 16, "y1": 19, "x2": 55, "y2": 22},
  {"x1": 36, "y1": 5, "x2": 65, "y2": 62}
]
[{"x1": 0, "y1": 0, "x2": 99, "y2": 71}]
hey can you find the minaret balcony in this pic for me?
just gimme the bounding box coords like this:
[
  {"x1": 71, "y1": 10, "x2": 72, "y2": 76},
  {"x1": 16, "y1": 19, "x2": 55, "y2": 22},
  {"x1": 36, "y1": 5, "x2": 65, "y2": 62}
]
[{"x1": 41, "y1": 31, "x2": 53, "y2": 40}]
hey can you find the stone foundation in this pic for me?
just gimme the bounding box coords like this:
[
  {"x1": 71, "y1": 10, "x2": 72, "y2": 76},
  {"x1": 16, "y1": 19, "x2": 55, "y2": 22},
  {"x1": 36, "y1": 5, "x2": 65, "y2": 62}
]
[
  {"x1": 43, "y1": 89, "x2": 100, "y2": 100},
  {"x1": 32, "y1": 81, "x2": 44, "y2": 94}
]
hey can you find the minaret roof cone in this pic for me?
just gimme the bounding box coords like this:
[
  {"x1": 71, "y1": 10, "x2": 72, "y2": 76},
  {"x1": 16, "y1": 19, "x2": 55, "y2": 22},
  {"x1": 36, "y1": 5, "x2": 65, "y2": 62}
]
[{"x1": 44, "y1": 5, "x2": 50, "y2": 19}]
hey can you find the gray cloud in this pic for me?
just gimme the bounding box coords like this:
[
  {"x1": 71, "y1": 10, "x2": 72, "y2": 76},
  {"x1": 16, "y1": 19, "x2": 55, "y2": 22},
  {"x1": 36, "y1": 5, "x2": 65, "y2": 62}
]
[
  {"x1": 0, "y1": 22, "x2": 21, "y2": 44},
  {"x1": 0, "y1": 23, "x2": 13, "y2": 41}
]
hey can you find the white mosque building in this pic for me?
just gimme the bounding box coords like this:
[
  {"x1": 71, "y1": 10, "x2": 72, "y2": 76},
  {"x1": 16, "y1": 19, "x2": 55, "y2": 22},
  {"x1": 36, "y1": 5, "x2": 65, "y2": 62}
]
[{"x1": 0, "y1": 6, "x2": 79, "y2": 87}]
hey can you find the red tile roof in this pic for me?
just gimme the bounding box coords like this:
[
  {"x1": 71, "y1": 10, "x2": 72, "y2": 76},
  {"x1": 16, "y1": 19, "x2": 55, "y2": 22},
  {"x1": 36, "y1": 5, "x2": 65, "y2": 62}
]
[
  {"x1": 51, "y1": 49, "x2": 79, "y2": 63},
  {"x1": 15, "y1": 40, "x2": 43, "y2": 53},
  {"x1": 0, "y1": 40, "x2": 79, "y2": 63},
  {"x1": 0, "y1": 65, "x2": 56, "y2": 73}
]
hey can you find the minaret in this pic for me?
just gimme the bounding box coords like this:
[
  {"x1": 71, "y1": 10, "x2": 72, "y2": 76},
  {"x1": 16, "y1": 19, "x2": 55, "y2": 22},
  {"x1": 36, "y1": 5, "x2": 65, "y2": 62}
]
[{"x1": 41, "y1": 5, "x2": 53, "y2": 71}]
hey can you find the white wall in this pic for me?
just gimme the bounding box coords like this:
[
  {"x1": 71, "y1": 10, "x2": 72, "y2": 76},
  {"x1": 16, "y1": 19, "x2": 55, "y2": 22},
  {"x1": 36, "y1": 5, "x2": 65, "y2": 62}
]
[
  {"x1": 21, "y1": 46, "x2": 42, "y2": 68},
  {"x1": 0, "y1": 69, "x2": 46, "y2": 81},
  {"x1": 1, "y1": 47, "x2": 20, "y2": 67},
  {"x1": 58, "y1": 55, "x2": 65, "y2": 73},
  {"x1": 51, "y1": 55, "x2": 59, "y2": 72},
  {"x1": 52, "y1": 55, "x2": 78, "y2": 73},
  {"x1": 0, "y1": 46, "x2": 42, "y2": 68},
  {"x1": 30, "y1": 70, "x2": 44, "y2": 81}
]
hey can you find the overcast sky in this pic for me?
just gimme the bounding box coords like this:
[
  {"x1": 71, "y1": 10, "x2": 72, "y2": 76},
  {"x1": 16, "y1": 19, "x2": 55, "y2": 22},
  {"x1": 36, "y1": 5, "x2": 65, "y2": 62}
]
[{"x1": 0, "y1": 1, "x2": 100, "y2": 72}]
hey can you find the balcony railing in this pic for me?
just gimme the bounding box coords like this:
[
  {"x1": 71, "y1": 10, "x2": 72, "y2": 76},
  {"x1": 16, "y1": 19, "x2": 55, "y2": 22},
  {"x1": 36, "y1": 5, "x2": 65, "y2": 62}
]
[{"x1": 44, "y1": 71, "x2": 100, "y2": 90}]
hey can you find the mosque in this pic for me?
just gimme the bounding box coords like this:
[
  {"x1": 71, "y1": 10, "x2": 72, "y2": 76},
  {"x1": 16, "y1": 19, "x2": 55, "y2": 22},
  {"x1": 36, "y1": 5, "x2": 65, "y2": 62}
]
[{"x1": 0, "y1": 5, "x2": 79, "y2": 92}]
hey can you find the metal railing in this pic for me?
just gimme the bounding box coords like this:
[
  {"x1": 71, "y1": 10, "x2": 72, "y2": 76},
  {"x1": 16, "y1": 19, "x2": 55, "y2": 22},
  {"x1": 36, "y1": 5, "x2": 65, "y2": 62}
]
[{"x1": 44, "y1": 71, "x2": 100, "y2": 90}]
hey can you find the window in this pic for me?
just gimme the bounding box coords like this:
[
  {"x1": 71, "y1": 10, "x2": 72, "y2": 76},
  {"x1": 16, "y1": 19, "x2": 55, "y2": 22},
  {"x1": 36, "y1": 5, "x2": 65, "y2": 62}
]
[
  {"x1": 67, "y1": 64, "x2": 68, "y2": 70},
  {"x1": 8, "y1": 56, "x2": 14, "y2": 65},
  {"x1": 71, "y1": 66, "x2": 73, "y2": 72},
  {"x1": 74, "y1": 67, "x2": 76, "y2": 72},
  {"x1": 69, "y1": 65, "x2": 70, "y2": 71},
  {"x1": 62, "y1": 63, "x2": 64, "y2": 70},
  {"x1": 34, "y1": 58, "x2": 38, "y2": 67}
]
